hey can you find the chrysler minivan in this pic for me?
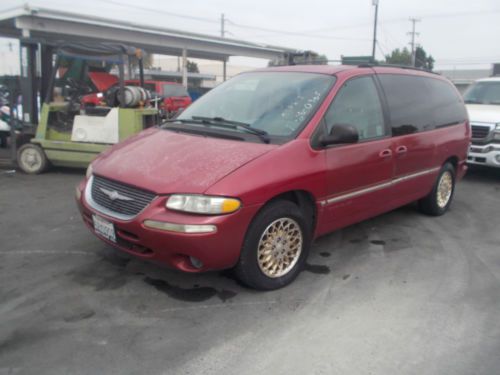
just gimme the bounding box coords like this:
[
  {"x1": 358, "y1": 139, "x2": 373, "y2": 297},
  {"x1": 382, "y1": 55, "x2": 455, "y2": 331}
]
[{"x1": 76, "y1": 65, "x2": 469, "y2": 290}]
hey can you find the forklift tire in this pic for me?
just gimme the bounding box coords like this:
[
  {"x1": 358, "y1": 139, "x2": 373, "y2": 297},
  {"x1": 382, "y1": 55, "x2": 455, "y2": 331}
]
[{"x1": 17, "y1": 143, "x2": 49, "y2": 174}]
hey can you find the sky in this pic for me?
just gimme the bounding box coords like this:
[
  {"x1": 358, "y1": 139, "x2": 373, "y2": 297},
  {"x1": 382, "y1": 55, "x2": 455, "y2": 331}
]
[{"x1": 1, "y1": 0, "x2": 500, "y2": 70}]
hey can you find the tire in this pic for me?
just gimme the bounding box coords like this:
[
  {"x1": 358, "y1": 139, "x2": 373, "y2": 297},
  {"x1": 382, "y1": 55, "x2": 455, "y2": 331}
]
[
  {"x1": 17, "y1": 143, "x2": 49, "y2": 174},
  {"x1": 418, "y1": 162, "x2": 455, "y2": 216},
  {"x1": 234, "y1": 200, "x2": 312, "y2": 290}
]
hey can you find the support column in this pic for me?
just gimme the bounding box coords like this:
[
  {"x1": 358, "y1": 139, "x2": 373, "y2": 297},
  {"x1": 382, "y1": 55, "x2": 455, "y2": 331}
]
[
  {"x1": 182, "y1": 48, "x2": 188, "y2": 88},
  {"x1": 222, "y1": 59, "x2": 227, "y2": 82},
  {"x1": 40, "y1": 45, "x2": 54, "y2": 103},
  {"x1": 20, "y1": 41, "x2": 38, "y2": 125}
]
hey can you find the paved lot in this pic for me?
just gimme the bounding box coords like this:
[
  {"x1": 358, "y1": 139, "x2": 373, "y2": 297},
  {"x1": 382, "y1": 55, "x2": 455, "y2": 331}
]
[{"x1": 1, "y1": 167, "x2": 499, "y2": 375}]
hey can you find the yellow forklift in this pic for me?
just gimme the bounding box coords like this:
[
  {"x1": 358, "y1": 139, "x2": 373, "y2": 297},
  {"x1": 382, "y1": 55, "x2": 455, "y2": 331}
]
[{"x1": 17, "y1": 43, "x2": 159, "y2": 174}]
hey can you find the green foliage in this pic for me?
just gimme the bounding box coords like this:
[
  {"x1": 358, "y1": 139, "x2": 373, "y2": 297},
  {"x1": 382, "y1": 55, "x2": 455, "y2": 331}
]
[
  {"x1": 385, "y1": 47, "x2": 411, "y2": 66},
  {"x1": 415, "y1": 46, "x2": 435, "y2": 70},
  {"x1": 385, "y1": 46, "x2": 434, "y2": 70},
  {"x1": 186, "y1": 60, "x2": 199, "y2": 73}
]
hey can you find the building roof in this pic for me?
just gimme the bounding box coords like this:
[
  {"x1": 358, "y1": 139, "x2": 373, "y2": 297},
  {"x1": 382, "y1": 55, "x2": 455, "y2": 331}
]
[
  {"x1": 435, "y1": 68, "x2": 492, "y2": 84},
  {"x1": 0, "y1": 4, "x2": 298, "y2": 61}
]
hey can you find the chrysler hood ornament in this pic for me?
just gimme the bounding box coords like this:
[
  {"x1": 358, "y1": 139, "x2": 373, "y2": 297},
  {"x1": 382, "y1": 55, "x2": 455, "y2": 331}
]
[{"x1": 99, "y1": 187, "x2": 134, "y2": 202}]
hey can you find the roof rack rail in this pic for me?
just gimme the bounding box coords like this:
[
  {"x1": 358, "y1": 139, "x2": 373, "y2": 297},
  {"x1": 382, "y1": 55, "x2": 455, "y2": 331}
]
[{"x1": 357, "y1": 62, "x2": 440, "y2": 75}]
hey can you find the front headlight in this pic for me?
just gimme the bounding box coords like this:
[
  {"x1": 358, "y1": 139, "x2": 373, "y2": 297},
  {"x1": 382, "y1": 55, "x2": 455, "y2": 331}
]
[
  {"x1": 86, "y1": 164, "x2": 93, "y2": 179},
  {"x1": 166, "y1": 194, "x2": 241, "y2": 214}
]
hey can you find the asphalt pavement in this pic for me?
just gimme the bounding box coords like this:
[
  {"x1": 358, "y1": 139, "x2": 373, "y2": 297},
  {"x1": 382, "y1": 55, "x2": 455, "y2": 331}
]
[{"x1": 1, "y1": 166, "x2": 499, "y2": 375}]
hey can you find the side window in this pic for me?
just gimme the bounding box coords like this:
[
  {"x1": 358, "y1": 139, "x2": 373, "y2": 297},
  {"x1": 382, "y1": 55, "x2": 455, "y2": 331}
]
[
  {"x1": 425, "y1": 78, "x2": 467, "y2": 128},
  {"x1": 378, "y1": 74, "x2": 434, "y2": 136},
  {"x1": 324, "y1": 76, "x2": 385, "y2": 141}
]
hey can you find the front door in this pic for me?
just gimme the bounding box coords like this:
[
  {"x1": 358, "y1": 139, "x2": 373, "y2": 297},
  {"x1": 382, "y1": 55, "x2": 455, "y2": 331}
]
[{"x1": 320, "y1": 75, "x2": 395, "y2": 232}]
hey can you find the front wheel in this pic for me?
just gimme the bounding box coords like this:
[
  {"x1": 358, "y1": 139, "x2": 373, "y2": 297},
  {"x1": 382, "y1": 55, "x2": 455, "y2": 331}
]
[
  {"x1": 235, "y1": 200, "x2": 311, "y2": 290},
  {"x1": 418, "y1": 163, "x2": 455, "y2": 216},
  {"x1": 17, "y1": 143, "x2": 49, "y2": 174}
]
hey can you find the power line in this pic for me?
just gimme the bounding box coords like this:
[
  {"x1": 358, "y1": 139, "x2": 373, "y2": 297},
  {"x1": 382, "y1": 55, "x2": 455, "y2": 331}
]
[
  {"x1": 100, "y1": 0, "x2": 219, "y2": 24},
  {"x1": 225, "y1": 19, "x2": 370, "y2": 41}
]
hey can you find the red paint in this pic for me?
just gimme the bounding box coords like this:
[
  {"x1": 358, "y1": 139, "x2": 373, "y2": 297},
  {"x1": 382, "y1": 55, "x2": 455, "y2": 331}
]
[
  {"x1": 81, "y1": 73, "x2": 192, "y2": 113},
  {"x1": 88, "y1": 72, "x2": 119, "y2": 92},
  {"x1": 76, "y1": 65, "x2": 470, "y2": 272}
]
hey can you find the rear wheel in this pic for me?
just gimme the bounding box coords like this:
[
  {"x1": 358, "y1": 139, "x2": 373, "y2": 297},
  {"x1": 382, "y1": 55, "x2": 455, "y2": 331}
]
[
  {"x1": 17, "y1": 143, "x2": 49, "y2": 174},
  {"x1": 418, "y1": 163, "x2": 455, "y2": 216},
  {"x1": 235, "y1": 200, "x2": 311, "y2": 290}
]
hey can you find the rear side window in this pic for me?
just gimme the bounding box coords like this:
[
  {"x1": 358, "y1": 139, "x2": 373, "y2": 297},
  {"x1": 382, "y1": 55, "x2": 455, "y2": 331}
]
[
  {"x1": 425, "y1": 78, "x2": 467, "y2": 128},
  {"x1": 378, "y1": 74, "x2": 466, "y2": 136},
  {"x1": 324, "y1": 76, "x2": 386, "y2": 141}
]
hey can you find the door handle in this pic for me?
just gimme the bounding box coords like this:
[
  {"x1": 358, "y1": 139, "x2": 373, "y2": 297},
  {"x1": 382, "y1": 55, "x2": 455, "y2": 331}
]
[
  {"x1": 379, "y1": 149, "x2": 392, "y2": 158},
  {"x1": 396, "y1": 145, "x2": 408, "y2": 154}
]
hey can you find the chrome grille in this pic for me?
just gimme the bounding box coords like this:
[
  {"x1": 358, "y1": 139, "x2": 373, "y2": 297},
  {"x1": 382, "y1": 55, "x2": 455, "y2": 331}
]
[
  {"x1": 91, "y1": 175, "x2": 156, "y2": 217},
  {"x1": 471, "y1": 125, "x2": 490, "y2": 139}
]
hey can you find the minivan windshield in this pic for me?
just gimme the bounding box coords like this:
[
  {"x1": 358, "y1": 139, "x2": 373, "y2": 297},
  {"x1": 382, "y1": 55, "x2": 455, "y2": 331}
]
[
  {"x1": 174, "y1": 72, "x2": 335, "y2": 142},
  {"x1": 463, "y1": 81, "x2": 500, "y2": 105}
]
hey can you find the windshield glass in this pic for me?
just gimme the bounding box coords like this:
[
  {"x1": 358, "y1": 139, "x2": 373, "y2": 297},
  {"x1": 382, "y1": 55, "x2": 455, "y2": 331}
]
[
  {"x1": 463, "y1": 81, "x2": 500, "y2": 105},
  {"x1": 176, "y1": 72, "x2": 335, "y2": 138}
]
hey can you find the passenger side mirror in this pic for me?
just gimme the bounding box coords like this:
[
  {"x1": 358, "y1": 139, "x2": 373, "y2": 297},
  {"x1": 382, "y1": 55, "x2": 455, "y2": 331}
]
[{"x1": 319, "y1": 123, "x2": 359, "y2": 146}]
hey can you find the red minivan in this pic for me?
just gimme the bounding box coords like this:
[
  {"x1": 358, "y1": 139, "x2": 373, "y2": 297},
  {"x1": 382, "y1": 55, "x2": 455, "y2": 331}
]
[{"x1": 76, "y1": 65, "x2": 469, "y2": 290}]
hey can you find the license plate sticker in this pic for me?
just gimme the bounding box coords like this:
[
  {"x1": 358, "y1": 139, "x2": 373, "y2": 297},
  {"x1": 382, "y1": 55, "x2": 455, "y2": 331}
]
[{"x1": 93, "y1": 214, "x2": 116, "y2": 243}]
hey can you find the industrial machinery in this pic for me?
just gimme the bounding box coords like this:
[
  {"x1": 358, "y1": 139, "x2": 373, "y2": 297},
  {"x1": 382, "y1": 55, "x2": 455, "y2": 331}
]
[{"x1": 17, "y1": 43, "x2": 159, "y2": 174}]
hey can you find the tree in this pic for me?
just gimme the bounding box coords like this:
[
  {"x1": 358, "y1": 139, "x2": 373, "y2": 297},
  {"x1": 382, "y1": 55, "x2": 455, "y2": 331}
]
[
  {"x1": 414, "y1": 46, "x2": 434, "y2": 71},
  {"x1": 385, "y1": 46, "x2": 434, "y2": 71},
  {"x1": 186, "y1": 60, "x2": 199, "y2": 73},
  {"x1": 385, "y1": 47, "x2": 411, "y2": 66}
]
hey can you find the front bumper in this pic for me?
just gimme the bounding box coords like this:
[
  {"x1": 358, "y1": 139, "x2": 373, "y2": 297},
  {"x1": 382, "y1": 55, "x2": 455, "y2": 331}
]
[
  {"x1": 467, "y1": 144, "x2": 500, "y2": 168},
  {"x1": 76, "y1": 178, "x2": 261, "y2": 272}
]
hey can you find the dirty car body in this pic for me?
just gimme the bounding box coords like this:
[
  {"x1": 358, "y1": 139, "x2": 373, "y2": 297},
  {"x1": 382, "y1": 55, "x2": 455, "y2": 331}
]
[{"x1": 76, "y1": 65, "x2": 470, "y2": 290}]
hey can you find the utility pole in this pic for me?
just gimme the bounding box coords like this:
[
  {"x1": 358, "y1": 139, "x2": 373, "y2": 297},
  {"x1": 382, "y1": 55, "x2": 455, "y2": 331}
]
[
  {"x1": 371, "y1": 0, "x2": 379, "y2": 61},
  {"x1": 221, "y1": 13, "x2": 227, "y2": 81},
  {"x1": 408, "y1": 18, "x2": 420, "y2": 67}
]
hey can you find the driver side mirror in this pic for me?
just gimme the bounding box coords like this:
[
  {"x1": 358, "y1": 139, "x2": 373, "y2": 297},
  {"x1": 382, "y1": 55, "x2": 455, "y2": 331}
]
[{"x1": 319, "y1": 123, "x2": 359, "y2": 147}]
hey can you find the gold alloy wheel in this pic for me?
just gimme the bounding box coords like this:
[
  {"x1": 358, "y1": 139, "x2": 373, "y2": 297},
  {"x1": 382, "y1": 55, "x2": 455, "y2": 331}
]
[
  {"x1": 437, "y1": 171, "x2": 453, "y2": 208},
  {"x1": 257, "y1": 217, "x2": 303, "y2": 278},
  {"x1": 20, "y1": 147, "x2": 42, "y2": 173}
]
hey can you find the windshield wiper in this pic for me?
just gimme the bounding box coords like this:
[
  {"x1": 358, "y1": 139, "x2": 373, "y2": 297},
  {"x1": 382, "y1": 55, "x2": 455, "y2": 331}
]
[
  {"x1": 464, "y1": 100, "x2": 483, "y2": 104},
  {"x1": 191, "y1": 116, "x2": 270, "y2": 144}
]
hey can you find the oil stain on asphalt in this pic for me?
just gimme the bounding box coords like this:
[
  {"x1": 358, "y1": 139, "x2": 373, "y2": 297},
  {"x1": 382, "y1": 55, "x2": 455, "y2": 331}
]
[
  {"x1": 304, "y1": 263, "x2": 330, "y2": 274},
  {"x1": 144, "y1": 277, "x2": 237, "y2": 303}
]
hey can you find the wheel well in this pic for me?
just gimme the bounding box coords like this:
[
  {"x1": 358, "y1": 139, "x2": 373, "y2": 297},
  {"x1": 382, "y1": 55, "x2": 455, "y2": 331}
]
[
  {"x1": 444, "y1": 156, "x2": 458, "y2": 170},
  {"x1": 267, "y1": 190, "x2": 317, "y2": 232}
]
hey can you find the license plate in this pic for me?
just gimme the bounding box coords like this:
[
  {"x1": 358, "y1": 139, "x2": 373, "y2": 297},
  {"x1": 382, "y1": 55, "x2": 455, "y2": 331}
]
[
  {"x1": 470, "y1": 147, "x2": 482, "y2": 153},
  {"x1": 93, "y1": 214, "x2": 116, "y2": 243}
]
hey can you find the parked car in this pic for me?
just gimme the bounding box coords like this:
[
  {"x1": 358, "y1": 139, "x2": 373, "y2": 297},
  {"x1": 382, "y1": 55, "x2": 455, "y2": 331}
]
[
  {"x1": 76, "y1": 65, "x2": 469, "y2": 290},
  {"x1": 463, "y1": 77, "x2": 500, "y2": 167},
  {"x1": 82, "y1": 73, "x2": 192, "y2": 118}
]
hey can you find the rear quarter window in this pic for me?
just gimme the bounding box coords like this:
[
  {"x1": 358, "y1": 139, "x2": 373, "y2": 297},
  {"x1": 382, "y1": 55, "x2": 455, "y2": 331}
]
[{"x1": 378, "y1": 74, "x2": 466, "y2": 136}]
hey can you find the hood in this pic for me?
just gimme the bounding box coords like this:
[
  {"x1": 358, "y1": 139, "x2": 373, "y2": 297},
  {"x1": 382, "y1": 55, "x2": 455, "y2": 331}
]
[
  {"x1": 93, "y1": 128, "x2": 276, "y2": 194},
  {"x1": 466, "y1": 104, "x2": 500, "y2": 124}
]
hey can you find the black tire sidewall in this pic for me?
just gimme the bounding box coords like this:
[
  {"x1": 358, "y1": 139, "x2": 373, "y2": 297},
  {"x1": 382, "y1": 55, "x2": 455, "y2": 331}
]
[
  {"x1": 17, "y1": 144, "x2": 48, "y2": 174},
  {"x1": 236, "y1": 200, "x2": 311, "y2": 290},
  {"x1": 422, "y1": 163, "x2": 456, "y2": 216}
]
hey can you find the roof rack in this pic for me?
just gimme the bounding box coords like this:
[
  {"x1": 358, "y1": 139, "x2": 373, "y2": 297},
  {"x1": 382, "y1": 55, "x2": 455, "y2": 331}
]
[{"x1": 357, "y1": 63, "x2": 440, "y2": 75}]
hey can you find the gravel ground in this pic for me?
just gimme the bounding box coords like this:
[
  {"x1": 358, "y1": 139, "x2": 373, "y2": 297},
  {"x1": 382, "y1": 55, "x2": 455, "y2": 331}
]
[{"x1": 1, "y1": 166, "x2": 499, "y2": 375}]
